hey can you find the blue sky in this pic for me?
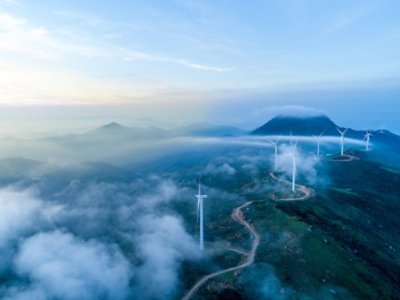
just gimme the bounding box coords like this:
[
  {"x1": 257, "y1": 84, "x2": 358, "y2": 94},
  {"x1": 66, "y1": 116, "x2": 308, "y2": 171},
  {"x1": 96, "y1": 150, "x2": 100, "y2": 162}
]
[{"x1": 0, "y1": 0, "x2": 399, "y2": 134}]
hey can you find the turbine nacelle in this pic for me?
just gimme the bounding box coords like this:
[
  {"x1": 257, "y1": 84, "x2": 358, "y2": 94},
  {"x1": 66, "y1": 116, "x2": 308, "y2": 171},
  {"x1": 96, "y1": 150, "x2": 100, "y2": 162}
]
[
  {"x1": 337, "y1": 127, "x2": 348, "y2": 136},
  {"x1": 364, "y1": 131, "x2": 373, "y2": 139},
  {"x1": 268, "y1": 135, "x2": 280, "y2": 146}
]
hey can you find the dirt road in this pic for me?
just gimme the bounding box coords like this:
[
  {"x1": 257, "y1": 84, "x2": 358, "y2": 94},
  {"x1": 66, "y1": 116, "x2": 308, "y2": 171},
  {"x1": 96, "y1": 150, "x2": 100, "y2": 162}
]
[{"x1": 182, "y1": 201, "x2": 259, "y2": 300}]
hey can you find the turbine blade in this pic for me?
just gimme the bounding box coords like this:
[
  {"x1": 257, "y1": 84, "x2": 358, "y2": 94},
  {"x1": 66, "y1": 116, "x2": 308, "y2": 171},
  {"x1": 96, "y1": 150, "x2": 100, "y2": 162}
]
[{"x1": 198, "y1": 180, "x2": 201, "y2": 195}]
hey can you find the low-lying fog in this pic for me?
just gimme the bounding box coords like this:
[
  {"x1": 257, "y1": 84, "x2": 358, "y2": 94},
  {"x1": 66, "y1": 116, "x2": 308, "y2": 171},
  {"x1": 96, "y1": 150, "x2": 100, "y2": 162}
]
[{"x1": 0, "y1": 128, "x2": 382, "y2": 299}]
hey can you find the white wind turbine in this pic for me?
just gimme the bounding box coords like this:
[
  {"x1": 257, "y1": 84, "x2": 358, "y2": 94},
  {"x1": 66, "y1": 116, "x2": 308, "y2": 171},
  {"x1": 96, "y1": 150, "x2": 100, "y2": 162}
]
[
  {"x1": 290, "y1": 141, "x2": 298, "y2": 193},
  {"x1": 313, "y1": 132, "x2": 324, "y2": 157},
  {"x1": 269, "y1": 136, "x2": 280, "y2": 171},
  {"x1": 195, "y1": 181, "x2": 207, "y2": 250},
  {"x1": 337, "y1": 128, "x2": 348, "y2": 156},
  {"x1": 379, "y1": 124, "x2": 385, "y2": 134},
  {"x1": 364, "y1": 131, "x2": 373, "y2": 151}
]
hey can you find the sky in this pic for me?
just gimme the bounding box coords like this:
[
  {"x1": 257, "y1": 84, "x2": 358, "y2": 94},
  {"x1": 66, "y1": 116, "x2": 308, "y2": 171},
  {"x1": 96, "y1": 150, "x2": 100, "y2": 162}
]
[{"x1": 0, "y1": 0, "x2": 399, "y2": 136}]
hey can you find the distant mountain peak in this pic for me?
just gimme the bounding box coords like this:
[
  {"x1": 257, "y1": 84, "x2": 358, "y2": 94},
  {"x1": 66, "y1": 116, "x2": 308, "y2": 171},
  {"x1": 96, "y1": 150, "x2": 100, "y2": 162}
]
[
  {"x1": 97, "y1": 122, "x2": 126, "y2": 131},
  {"x1": 251, "y1": 114, "x2": 339, "y2": 136}
]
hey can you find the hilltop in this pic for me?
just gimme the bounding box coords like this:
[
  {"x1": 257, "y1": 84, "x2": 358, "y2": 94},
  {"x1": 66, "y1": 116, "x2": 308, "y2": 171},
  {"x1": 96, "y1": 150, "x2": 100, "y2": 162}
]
[{"x1": 251, "y1": 114, "x2": 340, "y2": 136}]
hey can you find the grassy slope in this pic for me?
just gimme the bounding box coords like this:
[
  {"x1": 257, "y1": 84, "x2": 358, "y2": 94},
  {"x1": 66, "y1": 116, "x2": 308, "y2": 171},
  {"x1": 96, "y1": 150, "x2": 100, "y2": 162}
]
[
  {"x1": 178, "y1": 156, "x2": 400, "y2": 299},
  {"x1": 257, "y1": 158, "x2": 400, "y2": 299}
]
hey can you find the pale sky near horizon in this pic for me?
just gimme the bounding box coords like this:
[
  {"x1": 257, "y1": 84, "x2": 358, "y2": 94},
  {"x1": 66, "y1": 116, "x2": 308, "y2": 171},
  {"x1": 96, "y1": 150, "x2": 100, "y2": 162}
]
[{"x1": 0, "y1": 0, "x2": 399, "y2": 136}]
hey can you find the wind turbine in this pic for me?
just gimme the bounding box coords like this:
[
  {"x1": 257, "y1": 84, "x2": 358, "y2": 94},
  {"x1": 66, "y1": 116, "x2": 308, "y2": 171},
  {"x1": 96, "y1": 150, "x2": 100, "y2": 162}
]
[
  {"x1": 379, "y1": 124, "x2": 385, "y2": 134},
  {"x1": 337, "y1": 128, "x2": 348, "y2": 156},
  {"x1": 269, "y1": 136, "x2": 280, "y2": 171},
  {"x1": 195, "y1": 180, "x2": 207, "y2": 250},
  {"x1": 313, "y1": 132, "x2": 324, "y2": 157},
  {"x1": 364, "y1": 130, "x2": 373, "y2": 151},
  {"x1": 290, "y1": 141, "x2": 297, "y2": 193}
]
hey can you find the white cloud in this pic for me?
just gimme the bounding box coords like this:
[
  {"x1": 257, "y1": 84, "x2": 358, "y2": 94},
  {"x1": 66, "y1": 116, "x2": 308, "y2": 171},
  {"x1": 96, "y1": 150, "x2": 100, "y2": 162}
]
[
  {"x1": 253, "y1": 105, "x2": 326, "y2": 120},
  {"x1": 324, "y1": 2, "x2": 381, "y2": 35},
  {"x1": 0, "y1": 187, "x2": 63, "y2": 276},
  {"x1": 124, "y1": 55, "x2": 234, "y2": 72},
  {"x1": 174, "y1": 59, "x2": 235, "y2": 72},
  {"x1": 206, "y1": 162, "x2": 236, "y2": 175},
  {"x1": 0, "y1": 187, "x2": 61, "y2": 249},
  {"x1": 10, "y1": 230, "x2": 131, "y2": 300},
  {"x1": 276, "y1": 143, "x2": 320, "y2": 184},
  {"x1": 0, "y1": 0, "x2": 20, "y2": 5},
  {"x1": 135, "y1": 215, "x2": 200, "y2": 299},
  {"x1": 0, "y1": 175, "x2": 200, "y2": 300},
  {"x1": 0, "y1": 13, "x2": 25, "y2": 29},
  {"x1": 0, "y1": 10, "x2": 233, "y2": 106},
  {"x1": 0, "y1": 11, "x2": 233, "y2": 72}
]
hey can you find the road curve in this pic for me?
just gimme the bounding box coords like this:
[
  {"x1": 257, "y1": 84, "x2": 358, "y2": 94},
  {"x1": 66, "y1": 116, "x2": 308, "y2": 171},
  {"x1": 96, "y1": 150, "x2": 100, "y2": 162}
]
[
  {"x1": 182, "y1": 173, "x2": 315, "y2": 299},
  {"x1": 181, "y1": 201, "x2": 259, "y2": 300},
  {"x1": 269, "y1": 172, "x2": 314, "y2": 201},
  {"x1": 328, "y1": 154, "x2": 360, "y2": 162}
]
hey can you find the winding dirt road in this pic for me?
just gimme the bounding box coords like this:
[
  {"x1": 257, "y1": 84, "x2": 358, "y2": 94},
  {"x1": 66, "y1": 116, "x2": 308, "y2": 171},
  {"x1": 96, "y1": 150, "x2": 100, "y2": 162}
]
[
  {"x1": 328, "y1": 154, "x2": 360, "y2": 162},
  {"x1": 182, "y1": 173, "x2": 315, "y2": 299},
  {"x1": 269, "y1": 172, "x2": 314, "y2": 201},
  {"x1": 181, "y1": 201, "x2": 260, "y2": 300}
]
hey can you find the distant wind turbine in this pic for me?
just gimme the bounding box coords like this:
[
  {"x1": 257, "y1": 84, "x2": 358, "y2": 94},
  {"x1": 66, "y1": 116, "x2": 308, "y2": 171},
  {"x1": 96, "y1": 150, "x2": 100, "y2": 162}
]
[
  {"x1": 290, "y1": 141, "x2": 297, "y2": 193},
  {"x1": 364, "y1": 131, "x2": 373, "y2": 151},
  {"x1": 269, "y1": 136, "x2": 280, "y2": 171},
  {"x1": 337, "y1": 128, "x2": 348, "y2": 156},
  {"x1": 379, "y1": 124, "x2": 385, "y2": 133},
  {"x1": 313, "y1": 132, "x2": 324, "y2": 157},
  {"x1": 195, "y1": 180, "x2": 207, "y2": 250}
]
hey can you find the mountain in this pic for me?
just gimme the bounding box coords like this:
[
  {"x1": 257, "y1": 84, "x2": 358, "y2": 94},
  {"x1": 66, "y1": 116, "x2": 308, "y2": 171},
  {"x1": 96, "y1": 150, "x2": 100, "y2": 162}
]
[
  {"x1": 0, "y1": 157, "x2": 44, "y2": 176},
  {"x1": 173, "y1": 122, "x2": 244, "y2": 137},
  {"x1": 93, "y1": 122, "x2": 244, "y2": 138},
  {"x1": 251, "y1": 114, "x2": 400, "y2": 164},
  {"x1": 251, "y1": 114, "x2": 339, "y2": 136},
  {"x1": 251, "y1": 114, "x2": 400, "y2": 146},
  {"x1": 44, "y1": 123, "x2": 168, "y2": 143},
  {"x1": 94, "y1": 122, "x2": 128, "y2": 133}
]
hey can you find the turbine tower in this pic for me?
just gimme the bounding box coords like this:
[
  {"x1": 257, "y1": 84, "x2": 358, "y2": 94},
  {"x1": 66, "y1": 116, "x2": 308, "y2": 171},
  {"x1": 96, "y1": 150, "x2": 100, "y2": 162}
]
[
  {"x1": 290, "y1": 141, "x2": 297, "y2": 193},
  {"x1": 195, "y1": 181, "x2": 207, "y2": 250},
  {"x1": 269, "y1": 136, "x2": 280, "y2": 171},
  {"x1": 337, "y1": 128, "x2": 348, "y2": 156},
  {"x1": 364, "y1": 131, "x2": 373, "y2": 151}
]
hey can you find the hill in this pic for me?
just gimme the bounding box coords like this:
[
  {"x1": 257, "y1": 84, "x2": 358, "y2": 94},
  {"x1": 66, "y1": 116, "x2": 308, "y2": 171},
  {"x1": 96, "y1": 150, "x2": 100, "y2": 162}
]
[
  {"x1": 251, "y1": 114, "x2": 400, "y2": 156},
  {"x1": 251, "y1": 114, "x2": 340, "y2": 136}
]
